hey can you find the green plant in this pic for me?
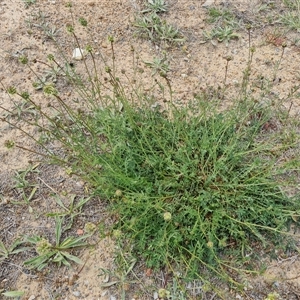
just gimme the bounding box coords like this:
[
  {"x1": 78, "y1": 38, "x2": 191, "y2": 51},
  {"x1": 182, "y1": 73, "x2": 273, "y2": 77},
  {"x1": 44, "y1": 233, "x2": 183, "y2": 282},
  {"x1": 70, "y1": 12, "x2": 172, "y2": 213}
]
[
  {"x1": 0, "y1": 239, "x2": 30, "y2": 261},
  {"x1": 282, "y1": 0, "x2": 300, "y2": 10},
  {"x1": 4, "y1": 100, "x2": 37, "y2": 121},
  {"x1": 23, "y1": 0, "x2": 36, "y2": 9},
  {"x1": 47, "y1": 194, "x2": 91, "y2": 230},
  {"x1": 100, "y1": 246, "x2": 137, "y2": 300},
  {"x1": 206, "y1": 7, "x2": 236, "y2": 25},
  {"x1": 280, "y1": 0, "x2": 300, "y2": 31},
  {"x1": 142, "y1": 0, "x2": 169, "y2": 14},
  {"x1": 144, "y1": 53, "x2": 170, "y2": 76},
  {"x1": 134, "y1": 13, "x2": 184, "y2": 44},
  {"x1": 1, "y1": 291, "x2": 25, "y2": 298},
  {"x1": 12, "y1": 164, "x2": 39, "y2": 209},
  {"x1": 204, "y1": 25, "x2": 239, "y2": 45},
  {"x1": 23, "y1": 216, "x2": 90, "y2": 270},
  {"x1": 3, "y1": 14, "x2": 300, "y2": 296}
]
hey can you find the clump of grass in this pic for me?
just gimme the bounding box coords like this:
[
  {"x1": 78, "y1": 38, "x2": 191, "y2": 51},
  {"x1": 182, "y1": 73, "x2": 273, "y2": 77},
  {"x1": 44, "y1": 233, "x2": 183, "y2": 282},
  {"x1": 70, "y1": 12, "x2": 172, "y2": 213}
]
[
  {"x1": 206, "y1": 6, "x2": 236, "y2": 25},
  {"x1": 142, "y1": 0, "x2": 169, "y2": 14},
  {"x1": 2, "y1": 13, "x2": 300, "y2": 296},
  {"x1": 280, "y1": 0, "x2": 300, "y2": 31},
  {"x1": 134, "y1": 13, "x2": 184, "y2": 45},
  {"x1": 23, "y1": 0, "x2": 36, "y2": 9},
  {"x1": 204, "y1": 25, "x2": 239, "y2": 45},
  {"x1": 203, "y1": 6, "x2": 240, "y2": 45},
  {"x1": 84, "y1": 96, "x2": 299, "y2": 278},
  {"x1": 133, "y1": 0, "x2": 184, "y2": 45}
]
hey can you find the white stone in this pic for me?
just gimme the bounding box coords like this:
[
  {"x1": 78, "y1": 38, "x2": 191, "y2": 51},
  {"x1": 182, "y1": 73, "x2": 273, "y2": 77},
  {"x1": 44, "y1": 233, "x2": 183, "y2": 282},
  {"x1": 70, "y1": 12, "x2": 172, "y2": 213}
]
[
  {"x1": 72, "y1": 48, "x2": 87, "y2": 60},
  {"x1": 72, "y1": 291, "x2": 81, "y2": 297},
  {"x1": 202, "y1": 0, "x2": 215, "y2": 7}
]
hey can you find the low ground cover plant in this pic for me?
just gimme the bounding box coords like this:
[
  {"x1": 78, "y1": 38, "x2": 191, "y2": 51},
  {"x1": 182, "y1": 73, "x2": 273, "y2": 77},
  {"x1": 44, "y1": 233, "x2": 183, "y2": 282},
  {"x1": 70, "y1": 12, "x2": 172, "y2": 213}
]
[{"x1": 1, "y1": 1, "x2": 300, "y2": 297}]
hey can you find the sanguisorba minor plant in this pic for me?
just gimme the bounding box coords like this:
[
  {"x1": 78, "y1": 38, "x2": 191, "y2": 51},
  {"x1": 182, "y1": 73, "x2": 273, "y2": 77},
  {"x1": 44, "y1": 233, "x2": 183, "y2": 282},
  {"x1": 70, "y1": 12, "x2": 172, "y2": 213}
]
[{"x1": 1, "y1": 9, "x2": 300, "y2": 293}]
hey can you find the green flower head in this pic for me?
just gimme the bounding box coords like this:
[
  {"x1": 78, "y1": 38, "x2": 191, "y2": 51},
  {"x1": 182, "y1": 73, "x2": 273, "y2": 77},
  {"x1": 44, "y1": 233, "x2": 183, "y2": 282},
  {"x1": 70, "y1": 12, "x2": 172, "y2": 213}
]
[
  {"x1": 43, "y1": 84, "x2": 58, "y2": 96},
  {"x1": 163, "y1": 212, "x2": 172, "y2": 221},
  {"x1": 79, "y1": 17, "x2": 88, "y2": 27},
  {"x1": 36, "y1": 238, "x2": 52, "y2": 255}
]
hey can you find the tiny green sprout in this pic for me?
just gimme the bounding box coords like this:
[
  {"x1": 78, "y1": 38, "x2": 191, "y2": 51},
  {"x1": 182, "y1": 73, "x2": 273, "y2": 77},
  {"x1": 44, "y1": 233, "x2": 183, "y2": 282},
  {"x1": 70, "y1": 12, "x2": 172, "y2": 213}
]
[
  {"x1": 163, "y1": 212, "x2": 172, "y2": 221},
  {"x1": 4, "y1": 140, "x2": 15, "y2": 149},
  {"x1": 43, "y1": 84, "x2": 58, "y2": 96},
  {"x1": 36, "y1": 238, "x2": 52, "y2": 255},
  {"x1": 79, "y1": 17, "x2": 88, "y2": 27},
  {"x1": 105, "y1": 66, "x2": 112, "y2": 73},
  {"x1": 85, "y1": 45, "x2": 93, "y2": 53},
  {"x1": 84, "y1": 222, "x2": 97, "y2": 234},
  {"x1": 65, "y1": 2, "x2": 72, "y2": 7},
  {"x1": 66, "y1": 24, "x2": 74, "y2": 33},
  {"x1": 19, "y1": 55, "x2": 28, "y2": 65},
  {"x1": 250, "y1": 46, "x2": 256, "y2": 53},
  {"x1": 108, "y1": 35, "x2": 114, "y2": 43},
  {"x1": 20, "y1": 92, "x2": 30, "y2": 100},
  {"x1": 47, "y1": 54, "x2": 55, "y2": 61},
  {"x1": 158, "y1": 288, "x2": 170, "y2": 299},
  {"x1": 7, "y1": 86, "x2": 17, "y2": 95}
]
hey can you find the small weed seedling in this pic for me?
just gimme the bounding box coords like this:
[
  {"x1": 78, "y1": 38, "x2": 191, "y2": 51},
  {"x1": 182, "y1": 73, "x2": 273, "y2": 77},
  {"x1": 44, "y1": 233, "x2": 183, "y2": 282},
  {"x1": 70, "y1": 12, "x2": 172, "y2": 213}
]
[
  {"x1": 142, "y1": 0, "x2": 169, "y2": 14},
  {"x1": 144, "y1": 53, "x2": 170, "y2": 76},
  {"x1": 134, "y1": 13, "x2": 184, "y2": 45},
  {"x1": 5, "y1": 100, "x2": 36, "y2": 121},
  {"x1": 204, "y1": 25, "x2": 239, "y2": 45},
  {"x1": 13, "y1": 164, "x2": 39, "y2": 210},
  {"x1": 206, "y1": 6, "x2": 236, "y2": 25},
  {"x1": 47, "y1": 194, "x2": 91, "y2": 230},
  {"x1": 100, "y1": 244, "x2": 137, "y2": 300},
  {"x1": 23, "y1": 0, "x2": 36, "y2": 9},
  {"x1": 24, "y1": 216, "x2": 90, "y2": 270},
  {"x1": 0, "y1": 239, "x2": 30, "y2": 261}
]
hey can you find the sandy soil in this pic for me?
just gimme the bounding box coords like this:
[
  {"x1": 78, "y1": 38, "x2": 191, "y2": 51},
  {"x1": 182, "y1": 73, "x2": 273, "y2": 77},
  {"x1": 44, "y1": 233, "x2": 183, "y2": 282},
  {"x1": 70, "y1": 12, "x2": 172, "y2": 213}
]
[{"x1": 1, "y1": 0, "x2": 300, "y2": 299}]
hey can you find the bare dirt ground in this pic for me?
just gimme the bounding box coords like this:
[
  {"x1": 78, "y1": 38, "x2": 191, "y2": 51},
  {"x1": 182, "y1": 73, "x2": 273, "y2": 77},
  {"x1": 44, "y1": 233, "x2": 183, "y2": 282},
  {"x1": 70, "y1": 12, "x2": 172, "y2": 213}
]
[{"x1": 1, "y1": 0, "x2": 300, "y2": 299}]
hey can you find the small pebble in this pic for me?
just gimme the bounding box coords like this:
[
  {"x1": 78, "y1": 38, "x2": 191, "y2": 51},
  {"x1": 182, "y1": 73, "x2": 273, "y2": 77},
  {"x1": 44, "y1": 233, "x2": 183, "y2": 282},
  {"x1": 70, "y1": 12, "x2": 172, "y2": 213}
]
[{"x1": 72, "y1": 291, "x2": 81, "y2": 297}]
